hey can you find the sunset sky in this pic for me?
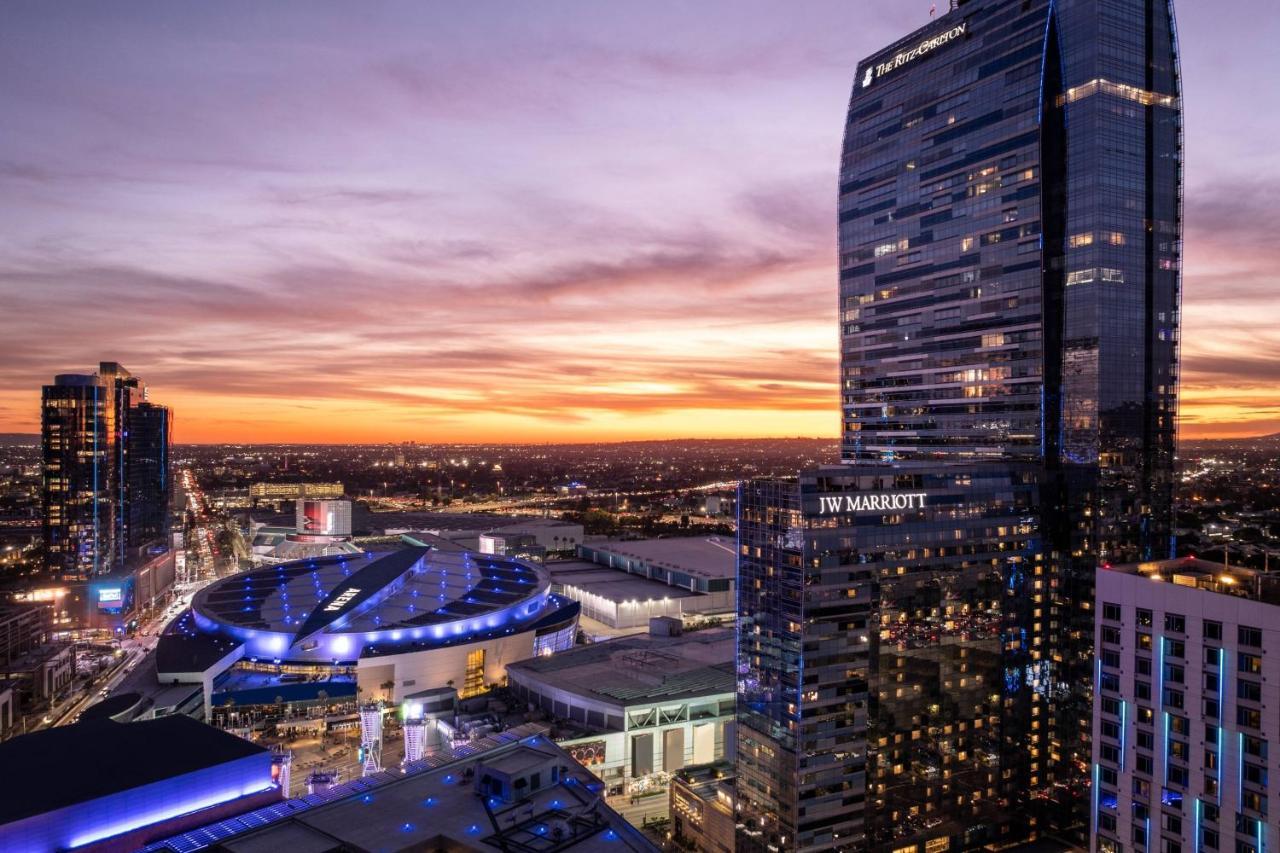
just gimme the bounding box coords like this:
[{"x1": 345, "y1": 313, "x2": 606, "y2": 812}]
[{"x1": 1, "y1": 1, "x2": 1277, "y2": 444}]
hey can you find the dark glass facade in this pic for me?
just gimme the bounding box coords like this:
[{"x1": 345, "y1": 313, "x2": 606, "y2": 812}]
[
  {"x1": 42, "y1": 363, "x2": 172, "y2": 578},
  {"x1": 738, "y1": 0, "x2": 1182, "y2": 850},
  {"x1": 126, "y1": 400, "x2": 173, "y2": 552},
  {"x1": 738, "y1": 466, "x2": 1045, "y2": 851}
]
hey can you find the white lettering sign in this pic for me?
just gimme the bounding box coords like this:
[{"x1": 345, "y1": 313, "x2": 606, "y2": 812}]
[
  {"x1": 863, "y1": 23, "x2": 967, "y2": 88},
  {"x1": 324, "y1": 587, "x2": 361, "y2": 612},
  {"x1": 816, "y1": 493, "x2": 929, "y2": 515}
]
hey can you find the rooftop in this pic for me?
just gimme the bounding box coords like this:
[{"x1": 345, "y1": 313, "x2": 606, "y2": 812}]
[
  {"x1": 0, "y1": 716, "x2": 266, "y2": 826},
  {"x1": 1103, "y1": 557, "x2": 1280, "y2": 606},
  {"x1": 582, "y1": 537, "x2": 735, "y2": 580},
  {"x1": 548, "y1": 561, "x2": 700, "y2": 605},
  {"x1": 506, "y1": 629, "x2": 735, "y2": 707},
  {"x1": 192, "y1": 547, "x2": 547, "y2": 644},
  {"x1": 145, "y1": 731, "x2": 656, "y2": 853}
]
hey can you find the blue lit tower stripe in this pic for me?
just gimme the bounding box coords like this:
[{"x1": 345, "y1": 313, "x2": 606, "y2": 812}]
[
  {"x1": 1156, "y1": 635, "x2": 1166, "y2": 784},
  {"x1": 1238, "y1": 731, "x2": 1244, "y2": 804},
  {"x1": 1218, "y1": 646, "x2": 1225, "y2": 803},
  {"x1": 1193, "y1": 798, "x2": 1201, "y2": 853},
  {"x1": 1162, "y1": 711, "x2": 1170, "y2": 785},
  {"x1": 1118, "y1": 700, "x2": 1126, "y2": 770},
  {"x1": 1091, "y1": 762, "x2": 1100, "y2": 842}
]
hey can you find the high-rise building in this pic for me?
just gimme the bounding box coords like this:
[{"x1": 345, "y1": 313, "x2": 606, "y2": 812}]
[
  {"x1": 1092, "y1": 559, "x2": 1279, "y2": 853},
  {"x1": 737, "y1": 0, "x2": 1182, "y2": 850},
  {"x1": 126, "y1": 401, "x2": 172, "y2": 553},
  {"x1": 41, "y1": 363, "x2": 172, "y2": 578}
]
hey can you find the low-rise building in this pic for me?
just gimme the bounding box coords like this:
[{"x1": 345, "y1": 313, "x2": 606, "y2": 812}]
[
  {"x1": 481, "y1": 519, "x2": 584, "y2": 555},
  {"x1": 670, "y1": 764, "x2": 736, "y2": 853},
  {"x1": 0, "y1": 605, "x2": 75, "y2": 703},
  {"x1": 248, "y1": 481, "x2": 344, "y2": 507},
  {"x1": 0, "y1": 642, "x2": 74, "y2": 702},
  {"x1": 548, "y1": 561, "x2": 699, "y2": 630},
  {"x1": 506, "y1": 627, "x2": 735, "y2": 821},
  {"x1": 577, "y1": 537, "x2": 735, "y2": 613}
]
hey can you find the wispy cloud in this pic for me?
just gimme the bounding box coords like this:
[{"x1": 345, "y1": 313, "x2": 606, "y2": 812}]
[{"x1": 0, "y1": 0, "x2": 1275, "y2": 441}]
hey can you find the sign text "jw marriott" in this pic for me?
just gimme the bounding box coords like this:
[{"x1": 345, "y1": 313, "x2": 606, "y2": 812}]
[{"x1": 817, "y1": 493, "x2": 929, "y2": 515}]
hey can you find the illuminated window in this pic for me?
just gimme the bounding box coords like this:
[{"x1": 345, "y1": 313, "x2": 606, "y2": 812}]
[
  {"x1": 462, "y1": 648, "x2": 486, "y2": 698},
  {"x1": 1061, "y1": 78, "x2": 1176, "y2": 108}
]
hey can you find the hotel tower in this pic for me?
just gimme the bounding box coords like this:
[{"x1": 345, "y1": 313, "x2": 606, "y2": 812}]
[{"x1": 736, "y1": 0, "x2": 1182, "y2": 850}]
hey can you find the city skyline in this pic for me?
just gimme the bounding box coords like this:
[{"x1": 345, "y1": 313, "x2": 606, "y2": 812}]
[{"x1": 2, "y1": 0, "x2": 1278, "y2": 444}]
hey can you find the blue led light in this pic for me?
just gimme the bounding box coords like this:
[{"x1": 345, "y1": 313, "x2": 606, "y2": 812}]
[{"x1": 68, "y1": 780, "x2": 276, "y2": 847}]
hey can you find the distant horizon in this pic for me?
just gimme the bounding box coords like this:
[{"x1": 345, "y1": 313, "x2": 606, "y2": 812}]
[
  {"x1": 1, "y1": 431, "x2": 1276, "y2": 447},
  {"x1": 3, "y1": 1, "x2": 1278, "y2": 443}
]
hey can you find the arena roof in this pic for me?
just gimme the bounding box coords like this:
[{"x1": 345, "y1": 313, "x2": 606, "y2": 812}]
[
  {"x1": 194, "y1": 547, "x2": 544, "y2": 639},
  {"x1": 185, "y1": 547, "x2": 563, "y2": 663}
]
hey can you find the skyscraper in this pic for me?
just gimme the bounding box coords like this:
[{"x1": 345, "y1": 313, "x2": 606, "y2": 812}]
[
  {"x1": 736, "y1": 0, "x2": 1182, "y2": 850},
  {"x1": 42, "y1": 363, "x2": 172, "y2": 578}
]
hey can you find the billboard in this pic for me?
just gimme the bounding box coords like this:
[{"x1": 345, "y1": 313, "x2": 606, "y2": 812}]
[
  {"x1": 95, "y1": 583, "x2": 132, "y2": 613},
  {"x1": 296, "y1": 499, "x2": 352, "y2": 537},
  {"x1": 567, "y1": 740, "x2": 607, "y2": 767}
]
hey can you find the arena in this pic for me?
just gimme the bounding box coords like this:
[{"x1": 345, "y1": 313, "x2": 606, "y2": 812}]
[{"x1": 157, "y1": 546, "x2": 580, "y2": 713}]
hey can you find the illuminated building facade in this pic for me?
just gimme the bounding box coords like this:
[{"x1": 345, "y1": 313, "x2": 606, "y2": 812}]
[
  {"x1": 1092, "y1": 560, "x2": 1280, "y2": 853},
  {"x1": 737, "y1": 466, "x2": 1043, "y2": 851},
  {"x1": 0, "y1": 715, "x2": 280, "y2": 853},
  {"x1": 738, "y1": 0, "x2": 1182, "y2": 850},
  {"x1": 41, "y1": 363, "x2": 172, "y2": 579},
  {"x1": 157, "y1": 547, "x2": 580, "y2": 712}
]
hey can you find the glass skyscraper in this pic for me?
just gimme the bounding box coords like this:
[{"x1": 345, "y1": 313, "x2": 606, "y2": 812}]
[
  {"x1": 42, "y1": 363, "x2": 173, "y2": 578},
  {"x1": 737, "y1": 0, "x2": 1182, "y2": 850}
]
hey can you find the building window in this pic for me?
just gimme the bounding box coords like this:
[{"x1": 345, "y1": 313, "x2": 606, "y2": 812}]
[
  {"x1": 1238, "y1": 653, "x2": 1262, "y2": 674},
  {"x1": 1164, "y1": 613, "x2": 1185, "y2": 633},
  {"x1": 1203, "y1": 620, "x2": 1222, "y2": 641},
  {"x1": 461, "y1": 649, "x2": 486, "y2": 699},
  {"x1": 1238, "y1": 626, "x2": 1262, "y2": 648},
  {"x1": 1103, "y1": 602, "x2": 1122, "y2": 621}
]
